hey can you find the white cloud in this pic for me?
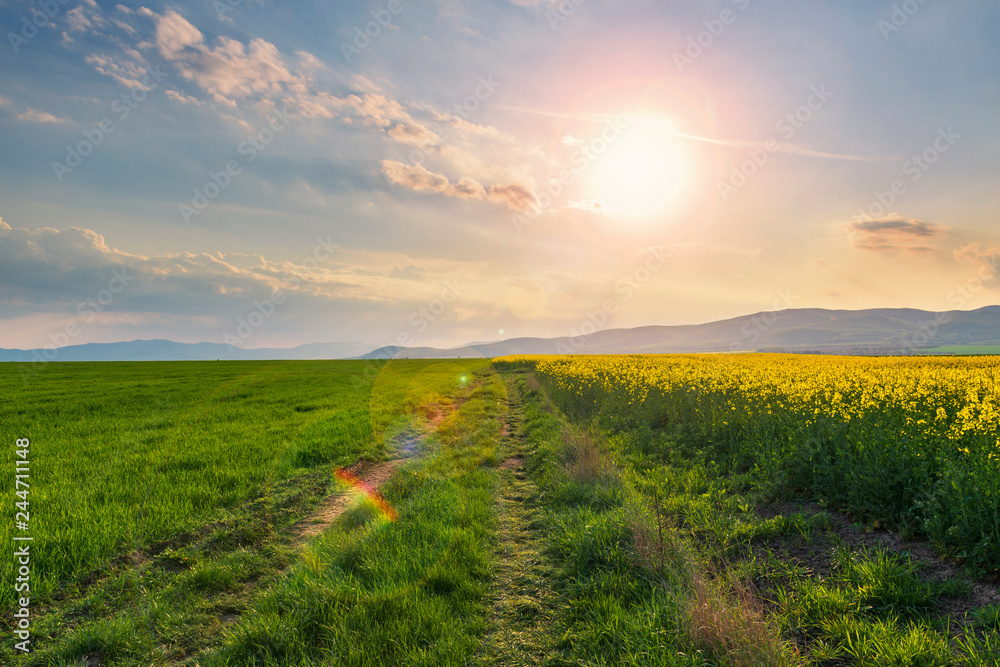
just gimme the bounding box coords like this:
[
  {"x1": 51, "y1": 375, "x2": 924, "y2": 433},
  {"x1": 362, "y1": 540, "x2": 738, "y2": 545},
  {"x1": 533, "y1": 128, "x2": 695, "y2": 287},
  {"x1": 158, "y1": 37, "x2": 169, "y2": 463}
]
[
  {"x1": 70, "y1": 7, "x2": 548, "y2": 220},
  {"x1": 380, "y1": 160, "x2": 537, "y2": 212},
  {"x1": 84, "y1": 53, "x2": 151, "y2": 89},
  {"x1": 565, "y1": 200, "x2": 606, "y2": 215},
  {"x1": 65, "y1": 3, "x2": 108, "y2": 33},
  {"x1": 17, "y1": 108, "x2": 68, "y2": 123},
  {"x1": 154, "y1": 9, "x2": 205, "y2": 60},
  {"x1": 0, "y1": 221, "x2": 483, "y2": 318},
  {"x1": 164, "y1": 89, "x2": 202, "y2": 106},
  {"x1": 387, "y1": 122, "x2": 440, "y2": 147}
]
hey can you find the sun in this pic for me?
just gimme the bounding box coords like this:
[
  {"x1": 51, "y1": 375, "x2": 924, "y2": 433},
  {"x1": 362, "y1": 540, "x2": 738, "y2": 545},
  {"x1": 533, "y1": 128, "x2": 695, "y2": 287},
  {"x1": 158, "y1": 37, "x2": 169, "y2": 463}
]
[{"x1": 591, "y1": 117, "x2": 685, "y2": 218}]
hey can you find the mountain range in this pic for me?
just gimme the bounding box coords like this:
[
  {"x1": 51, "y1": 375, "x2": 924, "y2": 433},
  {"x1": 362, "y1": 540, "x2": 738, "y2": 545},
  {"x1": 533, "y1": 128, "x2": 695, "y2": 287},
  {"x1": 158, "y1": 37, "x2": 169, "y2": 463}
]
[{"x1": 2, "y1": 306, "x2": 999, "y2": 362}]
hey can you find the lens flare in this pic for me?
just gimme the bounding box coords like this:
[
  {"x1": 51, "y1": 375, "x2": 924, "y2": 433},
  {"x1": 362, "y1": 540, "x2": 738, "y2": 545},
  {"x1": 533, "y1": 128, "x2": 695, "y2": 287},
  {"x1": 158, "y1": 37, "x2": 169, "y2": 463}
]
[{"x1": 334, "y1": 467, "x2": 398, "y2": 522}]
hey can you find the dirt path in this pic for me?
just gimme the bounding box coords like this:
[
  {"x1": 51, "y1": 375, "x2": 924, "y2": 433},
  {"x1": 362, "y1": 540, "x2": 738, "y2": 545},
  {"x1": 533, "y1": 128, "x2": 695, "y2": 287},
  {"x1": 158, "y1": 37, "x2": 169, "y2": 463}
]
[
  {"x1": 289, "y1": 460, "x2": 401, "y2": 539},
  {"x1": 475, "y1": 373, "x2": 559, "y2": 666},
  {"x1": 289, "y1": 392, "x2": 471, "y2": 542}
]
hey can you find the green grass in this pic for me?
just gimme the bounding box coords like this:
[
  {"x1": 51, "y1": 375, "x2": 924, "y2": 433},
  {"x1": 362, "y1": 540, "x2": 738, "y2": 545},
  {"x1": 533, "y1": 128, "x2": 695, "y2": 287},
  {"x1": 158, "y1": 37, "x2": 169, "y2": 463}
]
[
  {"x1": 497, "y1": 360, "x2": 1000, "y2": 666},
  {"x1": 473, "y1": 374, "x2": 561, "y2": 666},
  {"x1": 205, "y1": 365, "x2": 509, "y2": 666},
  {"x1": 488, "y1": 371, "x2": 800, "y2": 666},
  {"x1": 919, "y1": 346, "x2": 1000, "y2": 355},
  {"x1": 209, "y1": 471, "x2": 494, "y2": 666},
  {"x1": 7, "y1": 357, "x2": 1000, "y2": 665},
  {"x1": 768, "y1": 545, "x2": 990, "y2": 664},
  {"x1": 1, "y1": 358, "x2": 491, "y2": 664},
  {"x1": 497, "y1": 354, "x2": 1000, "y2": 577}
]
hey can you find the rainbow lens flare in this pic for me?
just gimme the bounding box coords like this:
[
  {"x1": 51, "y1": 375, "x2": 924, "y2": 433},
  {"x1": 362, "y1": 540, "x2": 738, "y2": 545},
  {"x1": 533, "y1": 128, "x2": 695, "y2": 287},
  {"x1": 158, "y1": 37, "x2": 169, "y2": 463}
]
[{"x1": 334, "y1": 467, "x2": 399, "y2": 522}]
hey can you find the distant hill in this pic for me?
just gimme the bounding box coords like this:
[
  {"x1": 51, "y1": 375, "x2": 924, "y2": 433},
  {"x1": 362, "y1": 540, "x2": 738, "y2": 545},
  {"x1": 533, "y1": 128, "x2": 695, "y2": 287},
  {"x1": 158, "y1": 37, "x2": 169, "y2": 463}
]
[
  {"x1": 3, "y1": 307, "x2": 999, "y2": 362},
  {"x1": 360, "y1": 306, "x2": 1000, "y2": 359},
  {"x1": 0, "y1": 339, "x2": 371, "y2": 362}
]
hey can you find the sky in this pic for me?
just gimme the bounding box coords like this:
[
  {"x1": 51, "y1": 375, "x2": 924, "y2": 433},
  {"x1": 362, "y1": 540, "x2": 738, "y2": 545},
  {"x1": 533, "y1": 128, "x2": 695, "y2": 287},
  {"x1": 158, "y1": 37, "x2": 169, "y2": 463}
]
[{"x1": 1, "y1": 0, "x2": 999, "y2": 351}]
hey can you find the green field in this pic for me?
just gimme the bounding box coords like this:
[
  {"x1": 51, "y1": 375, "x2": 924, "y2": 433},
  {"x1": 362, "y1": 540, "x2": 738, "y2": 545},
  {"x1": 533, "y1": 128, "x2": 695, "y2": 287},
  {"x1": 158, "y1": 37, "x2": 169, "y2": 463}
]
[
  {"x1": 921, "y1": 346, "x2": 1000, "y2": 355},
  {"x1": 2, "y1": 359, "x2": 498, "y2": 664},
  {"x1": 3, "y1": 357, "x2": 1000, "y2": 665}
]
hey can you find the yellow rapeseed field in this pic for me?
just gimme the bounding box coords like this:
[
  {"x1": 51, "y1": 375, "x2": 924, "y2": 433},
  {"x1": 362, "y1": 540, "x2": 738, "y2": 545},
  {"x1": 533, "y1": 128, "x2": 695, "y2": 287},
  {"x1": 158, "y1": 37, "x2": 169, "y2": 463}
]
[{"x1": 497, "y1": 354, "x2": 1000, "y2": 573}]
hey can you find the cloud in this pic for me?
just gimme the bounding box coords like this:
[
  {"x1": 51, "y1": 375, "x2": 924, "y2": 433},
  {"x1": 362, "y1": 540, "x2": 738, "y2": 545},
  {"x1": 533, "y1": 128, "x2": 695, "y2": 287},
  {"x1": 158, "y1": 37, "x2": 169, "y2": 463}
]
[
  {"x1": 0, "y1": 223, "x2": 132, "y2": 301},
  {"x1": 954, "y1": 243, "x2": 998, "y2": 264},
  {"x1": 148, "y1": 11, "x2": 417, "y2": 130},
  {"x1": 338, "y1": 93, "x2": 412, "y2": 127},
  {"x1": 566, "y1": 199, "x2": 605, "y2": 215},
  {"x1": 953, "y1": 243, "x2": 1000, "y2": 290},
  {"x1": 65, "y1": 2, "x2": 108, "y2": 33},
  {"x1": 0, "y1": 221, "x2": 461, "y2": 317},
  {"x1": 674, "y1": 129, "x2": 883, "y2": 162},
  {"x1": 164, "y1": 89, "x2": 202, "y2": 106},
  {"x1": 430, "y1": 110, "x2": 513, "y2": 143},
  {"x1": 0, "y1": 220, "x2": 495, "y2": 348},
  {"x1": 16, "y1": 108, "x2": 68, "y2": 123},
  {"x1": 380, "y1": 161, "x2": 537, "y2": 212},
  {"x1": 846, "y1": 214, "x2": 948, "y2": 253},
  {"x1": 75, "y1": 7, "x2": 543, "y2": 217},
  {"x1": 381, "y1": 160, "x2": 451, "y2": 192},
  {"x1": 152, "y1": 10, "x2": 307, "y2": 108},
  {"x1": 851, "y1": 216, "x2": 941, "y2": 237},
  {"x1": 154, "y1": 9, "x2": 205, "y2": 60},
  {"x1": 387, "y1": 122, "x2": 440, "y2": 147},
  {"x1": 389, "y1": 265, "x2": 428, "y2": 280},
  {"x1": 486, "y1": 183, "x2": 537, "y2": 212},
  {"x1": 504, "y1": 107, "x2": 886, "y2": 162},
  {"x1": 84, "y1": 53, "x2": 153, "y2": 89}
]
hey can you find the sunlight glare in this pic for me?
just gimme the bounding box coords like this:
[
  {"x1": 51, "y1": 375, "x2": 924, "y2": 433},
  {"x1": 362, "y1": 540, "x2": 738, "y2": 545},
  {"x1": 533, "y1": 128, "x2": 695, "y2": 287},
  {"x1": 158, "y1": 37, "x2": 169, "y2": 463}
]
[{"x1": 592, "y1": 116, "x2": 684, "y2": 218}]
